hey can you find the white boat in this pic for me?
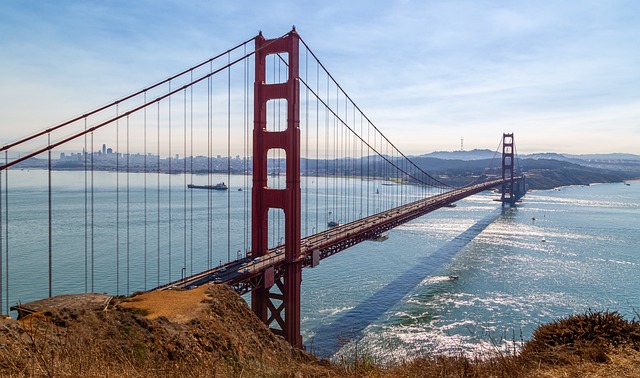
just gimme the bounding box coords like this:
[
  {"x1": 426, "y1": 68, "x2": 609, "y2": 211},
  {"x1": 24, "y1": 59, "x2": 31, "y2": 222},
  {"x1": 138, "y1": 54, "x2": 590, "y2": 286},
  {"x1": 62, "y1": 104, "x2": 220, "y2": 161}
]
[{"x1": 371, "y1": 233, "x2": 388, "y2": 242}]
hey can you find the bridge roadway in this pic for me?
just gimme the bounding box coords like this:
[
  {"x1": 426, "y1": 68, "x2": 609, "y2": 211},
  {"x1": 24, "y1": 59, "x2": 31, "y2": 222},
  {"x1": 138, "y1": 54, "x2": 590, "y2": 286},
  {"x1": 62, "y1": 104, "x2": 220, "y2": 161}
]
[{"x1": 153, "y1": 178, "x2": 512, "y2": 295}]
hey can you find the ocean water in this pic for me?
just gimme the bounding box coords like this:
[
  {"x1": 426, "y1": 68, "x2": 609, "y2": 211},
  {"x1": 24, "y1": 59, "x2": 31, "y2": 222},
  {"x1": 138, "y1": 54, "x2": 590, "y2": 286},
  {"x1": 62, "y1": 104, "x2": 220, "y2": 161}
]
[
  {"x1": 1, "y1": 169, "x2": 638, "y2": 361},
  {"x1": 302, "y1": 181, "x2": 640, "y2": 360}
]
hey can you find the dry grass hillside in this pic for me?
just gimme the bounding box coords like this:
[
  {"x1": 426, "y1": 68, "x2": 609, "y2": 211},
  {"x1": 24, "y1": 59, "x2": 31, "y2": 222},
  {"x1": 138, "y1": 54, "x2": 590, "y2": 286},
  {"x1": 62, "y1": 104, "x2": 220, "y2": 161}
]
[
  {"x1": 0, "y1": 285, "x2": 336, "y2": 377},
  {"x1": 1, "y1": 284, "x2": 639, "y2": 377}
]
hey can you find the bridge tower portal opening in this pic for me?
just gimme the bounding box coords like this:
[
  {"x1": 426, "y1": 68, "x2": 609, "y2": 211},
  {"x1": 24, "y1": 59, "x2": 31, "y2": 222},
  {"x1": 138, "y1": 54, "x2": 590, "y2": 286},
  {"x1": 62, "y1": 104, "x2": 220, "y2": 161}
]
[{"x1": 251, "y1": 29, "x2": 303, "y2": 348}]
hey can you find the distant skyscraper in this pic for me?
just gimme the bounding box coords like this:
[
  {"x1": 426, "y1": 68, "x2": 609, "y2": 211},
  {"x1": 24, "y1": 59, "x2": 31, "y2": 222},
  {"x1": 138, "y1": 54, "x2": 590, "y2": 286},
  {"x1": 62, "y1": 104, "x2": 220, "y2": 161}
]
[{"x1": 102, "y1": 144, "x2": 106, "y2": 154}]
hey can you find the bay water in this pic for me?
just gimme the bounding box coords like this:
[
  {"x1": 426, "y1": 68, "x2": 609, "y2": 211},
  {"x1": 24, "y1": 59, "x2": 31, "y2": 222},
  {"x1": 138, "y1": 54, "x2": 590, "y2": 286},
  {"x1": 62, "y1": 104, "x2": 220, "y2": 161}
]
[
  {"x1": 303, "y1": 181, "x2": 640, "y2": 360},
  {"x1": 1, "y1": 169, "x2": 638, "y2": 360}
]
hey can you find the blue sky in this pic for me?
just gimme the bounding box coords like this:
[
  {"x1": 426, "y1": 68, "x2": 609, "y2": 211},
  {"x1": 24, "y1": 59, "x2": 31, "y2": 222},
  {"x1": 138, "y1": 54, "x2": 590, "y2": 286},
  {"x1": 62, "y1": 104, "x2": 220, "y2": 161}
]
[{"x1": 1, "y1": 0, "x2": 639, "y2": 155}]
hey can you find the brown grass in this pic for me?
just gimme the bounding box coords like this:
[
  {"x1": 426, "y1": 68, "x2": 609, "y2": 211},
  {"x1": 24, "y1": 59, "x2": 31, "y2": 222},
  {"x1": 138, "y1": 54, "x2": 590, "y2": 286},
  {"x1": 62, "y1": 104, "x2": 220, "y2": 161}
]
[
  {"x1": 0, "y1": 285, "x2": 336, "y2": 377},
  {"x1": 1, "y1": 287, "x2": 639, "y2": 377},
  {"x1": 367, "y1": 310, "x2": 640, "y2": 378}
]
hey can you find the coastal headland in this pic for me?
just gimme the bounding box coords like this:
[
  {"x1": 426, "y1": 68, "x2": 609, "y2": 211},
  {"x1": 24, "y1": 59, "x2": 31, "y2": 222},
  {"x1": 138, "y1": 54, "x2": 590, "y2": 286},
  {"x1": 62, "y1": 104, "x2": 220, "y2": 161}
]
[{"x1": 1, "y1": 284, "x2": 638, "y2": 377}]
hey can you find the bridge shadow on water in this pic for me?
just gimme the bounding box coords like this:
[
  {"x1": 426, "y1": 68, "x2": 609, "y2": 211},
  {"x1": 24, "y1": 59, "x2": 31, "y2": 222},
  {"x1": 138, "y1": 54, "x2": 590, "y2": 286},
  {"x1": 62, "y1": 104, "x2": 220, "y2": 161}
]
[{"x1": 309, "y1": 207, "x2": 505, "y2": 357}]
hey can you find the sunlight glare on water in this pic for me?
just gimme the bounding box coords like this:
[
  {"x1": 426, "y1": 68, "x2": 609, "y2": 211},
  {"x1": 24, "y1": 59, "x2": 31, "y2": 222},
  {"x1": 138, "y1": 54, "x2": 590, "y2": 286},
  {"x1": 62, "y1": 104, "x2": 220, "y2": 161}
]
[{"x1": 302, "y1": 182, "x2": 640, "y2": 361}]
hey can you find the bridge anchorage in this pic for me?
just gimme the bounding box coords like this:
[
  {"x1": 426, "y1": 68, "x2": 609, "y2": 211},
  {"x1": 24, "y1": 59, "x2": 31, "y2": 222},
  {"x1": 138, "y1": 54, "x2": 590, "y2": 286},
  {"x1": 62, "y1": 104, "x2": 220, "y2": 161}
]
[{"x1": 0, "y1": 27, "x2": 526, "y2": 350}]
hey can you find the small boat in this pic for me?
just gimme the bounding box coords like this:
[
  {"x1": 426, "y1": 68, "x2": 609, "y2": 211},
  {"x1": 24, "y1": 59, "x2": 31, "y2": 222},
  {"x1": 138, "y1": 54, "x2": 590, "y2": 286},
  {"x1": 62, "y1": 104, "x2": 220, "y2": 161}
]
[
  {"x1": 187, "y1": 182, "x2": 228, "y2": 190},
  {"x1": 445, "y1": 203, "x2": 457, "y2": 208},
  {"x1": 541, "y1": 236, "x2": 546, "y2": 242},
  {"x1": 371, "y1": 233, "x2": 388, "y2": 242},
  {"x1": 327, "y1": 221, "x2": 339, "y2": 228},
  {"x1": 448, "y1": 275, "x2": 459, "y2": 280},
  {"x1": 237, "y1": 188, "x2": 243, "y2": 191}
]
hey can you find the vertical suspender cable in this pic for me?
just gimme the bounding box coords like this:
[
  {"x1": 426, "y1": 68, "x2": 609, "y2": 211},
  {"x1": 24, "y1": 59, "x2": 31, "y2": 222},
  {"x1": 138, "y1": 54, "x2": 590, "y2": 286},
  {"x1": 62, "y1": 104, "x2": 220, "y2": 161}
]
[
  {"x1": 243, "y1": 45, "x2": 248, "y2": 255},
  {"x1": 367, "y1": 121, "x2": 370, "y2": 215},
  {"x1": 360, "y1": 114, "x2": 364, "y2": 218},
  {"x1": 3, "y1": 150, "x2": 7, "y2": 311},
  {"x1": 336, "y1": 86, "x2": 340, "y2": 220},
  {"x1": 84, "y1": 119, "x2": 88, "y2": 293},
  {"x1": 116, "y1": 105, "x2": 120, "y2": 295},
  {"x1": 347, "y1": 97, "x2": 351, "y2": 221},
  {"x1": 324, "y1": 74, "x2": 329, "y2": 228},
  {"x1": 0, "y1": 158, "x2": 3, "y2": 313},
  {"x1": 144, "y1": 92, "x2": 148, "y2": 290},
  {"x1": 207, "y1": 70, "x2": 212, "y2": 268},
  {"x1": 157, "y1": 103, "x2": 161, "y2": 287},
  {"x1": 190, "y1": 74, "x2": 194, "y2": 275},
  {"x1": 343, "y1": 111, "x2": 347, "y2": 221},
  {"x1": 168, "y1": 81, "x2": 172, "y2": 281},
  {"x1": 304, "y1": 48, "x2": 309, "y2": 236},
  {"x1": 91, "y1": 132, "x2": 94, "y2": 292},
  {"x1": 337, "y1": 92, "x2": 341, "y2": 224},
  {"x1": 331, "y1": 84, "x2": 342, "y2": 222},
  {"x1": 276, "y1": 55, "x2": 281, "y2": 246},
  {"x1": 227, "y1": 52, "x2": 231, "y2": 262},
  {"x1": 348, "y1": 97, "x2": 352, "y2": 220},
  {"x1": 48, "y1": 133, "x2": 52, "y2": 298},
  {"x1": 340, "y1": 102, "x2": 344, "y2": 223},
  {"x1": 183, "y1": 89, "x2": 187, "y2": 277},
  {"x1": 126, "y1": 115, "x2": 130, "y2": 294},
  {"x1": 353, "y1": 105, "x2": 357, "y2": 220},
  {"x1": 315, "y1": 62, "x2": 319, "y2": 233},
  {"x1": 374, "y1": 130, "x2": 378, "y2": 212},
  {"x1": 0, "y1": 166, "x2": 2, "y2": 313}
]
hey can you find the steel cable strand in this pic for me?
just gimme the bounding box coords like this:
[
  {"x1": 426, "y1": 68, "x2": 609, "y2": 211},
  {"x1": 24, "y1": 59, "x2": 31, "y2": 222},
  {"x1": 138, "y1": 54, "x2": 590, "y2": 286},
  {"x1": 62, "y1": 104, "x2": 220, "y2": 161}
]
[
  {"x1": 297, "y1": 36, "x2": 453, "y2": 190},
  {"x1": 298, "y1": 78, "x2": 450, "y2": 191}
]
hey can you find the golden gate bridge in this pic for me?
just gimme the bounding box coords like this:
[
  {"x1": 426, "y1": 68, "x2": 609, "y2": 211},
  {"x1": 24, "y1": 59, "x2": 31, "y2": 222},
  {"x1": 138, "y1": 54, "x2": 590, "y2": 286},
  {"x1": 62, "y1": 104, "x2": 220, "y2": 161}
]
[{"x1": 0, "y1": 28, "x2": 525, "y2": 348}]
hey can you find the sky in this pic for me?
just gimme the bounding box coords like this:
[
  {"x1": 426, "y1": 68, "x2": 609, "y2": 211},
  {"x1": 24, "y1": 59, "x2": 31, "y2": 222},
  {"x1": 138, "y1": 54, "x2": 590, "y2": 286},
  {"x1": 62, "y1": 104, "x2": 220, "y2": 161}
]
[{"x1": 1, "y1": 0, "x2": 639, "y2": 155}]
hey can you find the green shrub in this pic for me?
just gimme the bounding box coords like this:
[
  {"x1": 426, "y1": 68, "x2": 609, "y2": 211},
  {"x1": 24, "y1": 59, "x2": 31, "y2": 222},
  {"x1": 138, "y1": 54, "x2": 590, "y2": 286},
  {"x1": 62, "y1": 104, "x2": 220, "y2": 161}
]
[{"x1": 521, "y1": 310, "x2": 640, "y2": 364}]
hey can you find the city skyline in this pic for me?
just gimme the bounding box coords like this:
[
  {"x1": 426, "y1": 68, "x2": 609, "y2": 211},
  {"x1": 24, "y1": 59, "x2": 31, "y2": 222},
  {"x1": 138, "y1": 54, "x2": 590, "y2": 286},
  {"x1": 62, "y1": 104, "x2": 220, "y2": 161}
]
[{"x1": 1, "y1": 1, "x2": 639, "y2": 155}]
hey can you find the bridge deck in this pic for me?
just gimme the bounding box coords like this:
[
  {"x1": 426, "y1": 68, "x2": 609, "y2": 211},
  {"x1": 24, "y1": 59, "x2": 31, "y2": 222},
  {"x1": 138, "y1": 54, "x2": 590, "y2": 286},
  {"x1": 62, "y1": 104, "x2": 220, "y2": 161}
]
[{"x1": 154, "y1": 178, "x2": 512, "y2": 294}]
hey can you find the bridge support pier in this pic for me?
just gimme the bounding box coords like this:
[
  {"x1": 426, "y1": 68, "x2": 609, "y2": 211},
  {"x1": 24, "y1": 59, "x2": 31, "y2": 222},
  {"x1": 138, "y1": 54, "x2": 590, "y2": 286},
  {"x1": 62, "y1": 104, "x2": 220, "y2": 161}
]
[{"x1": 251, "y1": 29, "x2": 303, "y2": 348}]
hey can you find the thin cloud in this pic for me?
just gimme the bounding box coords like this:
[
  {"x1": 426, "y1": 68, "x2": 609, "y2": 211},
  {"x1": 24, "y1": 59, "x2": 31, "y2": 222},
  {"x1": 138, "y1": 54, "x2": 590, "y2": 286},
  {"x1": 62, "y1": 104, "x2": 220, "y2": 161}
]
[{"x1": 1, "y1": 1, "x2": 638, "y2": 155}]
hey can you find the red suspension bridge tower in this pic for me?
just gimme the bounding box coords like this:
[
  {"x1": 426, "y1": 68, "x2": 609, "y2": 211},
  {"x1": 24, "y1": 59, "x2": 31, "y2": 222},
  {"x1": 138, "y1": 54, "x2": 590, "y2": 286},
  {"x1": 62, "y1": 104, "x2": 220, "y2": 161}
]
[
  {"x1": 251, "y1": 29, "x2": 303, "y2": 347},
  {"x1": 501, "y1": 133, "x2": 526, "y2": 205}
]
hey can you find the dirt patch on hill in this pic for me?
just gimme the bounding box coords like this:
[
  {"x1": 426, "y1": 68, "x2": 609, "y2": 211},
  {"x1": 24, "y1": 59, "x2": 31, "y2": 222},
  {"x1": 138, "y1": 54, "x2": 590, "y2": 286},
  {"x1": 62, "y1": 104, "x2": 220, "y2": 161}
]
[{"x1": 119, "y1": 285, "x2": 213, "y2": 323}]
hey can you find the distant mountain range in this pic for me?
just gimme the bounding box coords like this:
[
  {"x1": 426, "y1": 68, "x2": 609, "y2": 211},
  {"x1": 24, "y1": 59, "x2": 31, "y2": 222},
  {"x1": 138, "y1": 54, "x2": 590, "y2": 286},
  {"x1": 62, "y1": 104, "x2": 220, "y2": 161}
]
[
  {"x1": 413, "y1": 149, "x2": 640, "y2": 189},
  {"x1": 14, "y1": 147, "x2": 639, "y2": 191},
  {"x1": 418, "y1": 149, "x2": 640, "y2": 162}
]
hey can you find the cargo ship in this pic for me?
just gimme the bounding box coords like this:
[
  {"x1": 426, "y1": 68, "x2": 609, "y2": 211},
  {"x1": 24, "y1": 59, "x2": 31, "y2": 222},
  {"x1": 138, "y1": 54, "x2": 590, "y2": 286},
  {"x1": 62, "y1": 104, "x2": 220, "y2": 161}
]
[{"x1": 187, "y1": 182, "x2": 228, "y2": 190}]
